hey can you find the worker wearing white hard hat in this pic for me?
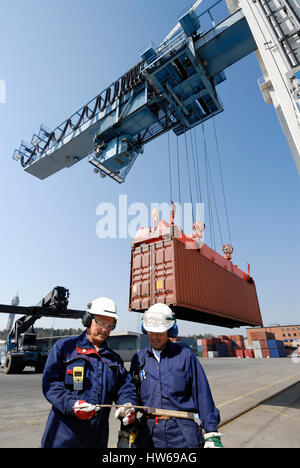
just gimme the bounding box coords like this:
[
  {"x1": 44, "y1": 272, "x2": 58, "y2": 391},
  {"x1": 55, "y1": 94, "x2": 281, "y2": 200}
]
[
  {"x1": 142, "y1": 303, "x2": 177, "y2": 333},
  {"x1": 82, "y1": 297, "x2": 119, "y2": 349},
  {"x1": 41, "y1": 296, "x2": 138, "y2": 448},
  {"x1": 129, "y1": 303, "x2": 222, "y2": 449}
]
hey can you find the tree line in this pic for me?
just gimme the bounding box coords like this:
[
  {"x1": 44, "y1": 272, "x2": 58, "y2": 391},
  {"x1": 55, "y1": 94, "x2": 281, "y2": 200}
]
[{"x1": 0, "y1": 327, "x2": 214, "y2": 341}]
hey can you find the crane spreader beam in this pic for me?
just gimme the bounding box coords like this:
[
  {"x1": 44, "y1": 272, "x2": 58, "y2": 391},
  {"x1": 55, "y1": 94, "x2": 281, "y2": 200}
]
[
  {"x1": 0, "y1": 304, "x2": 84, "y2": 320},
  {"x1": 13, "y1": 5, "x2": 257, "y2": 183},
  {"x1": 0, "y1": 287, "x2": 85, "y2": 321}
]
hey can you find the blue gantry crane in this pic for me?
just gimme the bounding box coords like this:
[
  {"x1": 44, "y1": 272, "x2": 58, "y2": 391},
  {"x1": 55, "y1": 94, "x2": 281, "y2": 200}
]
[{"x1": 12, "y1": 0, "x2": 300, "y2": 182}]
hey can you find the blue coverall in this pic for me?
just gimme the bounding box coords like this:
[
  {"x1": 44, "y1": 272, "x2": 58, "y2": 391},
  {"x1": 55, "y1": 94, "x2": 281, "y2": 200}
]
[
  {"x1": 130, "y1": 341, "x2": 220, "y2": 448},
  {"x1": 41, "y1": 331, "x2": 138, "y2": 448}
]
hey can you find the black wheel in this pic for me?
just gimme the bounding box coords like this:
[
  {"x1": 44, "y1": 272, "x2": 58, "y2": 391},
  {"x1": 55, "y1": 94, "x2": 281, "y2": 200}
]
[
  {"x1": 34, "y1": 357, "x2": 47, "y2": 373},
  {"x1": 17, "y1": 360, "x2": 25, "y2": 373},
  {"x1": 4, "y1": 353, "x2": 23, "y2": 374}
]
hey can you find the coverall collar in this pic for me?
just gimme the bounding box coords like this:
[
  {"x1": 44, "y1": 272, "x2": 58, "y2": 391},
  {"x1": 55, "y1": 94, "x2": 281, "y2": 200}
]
[
  {"x1": 146, "y1": 339, "x2": 176, "y2": 358},
  {"x1": 76, "y1": 331, "x2": 109, "y2": 355}
]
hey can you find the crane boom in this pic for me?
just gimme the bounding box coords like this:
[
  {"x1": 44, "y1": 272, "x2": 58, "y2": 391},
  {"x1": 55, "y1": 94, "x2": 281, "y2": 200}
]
[
  {"x1": 13, "y1": 4, "x2": 256, "y2": 183},
  {"x1": 161, "y1": 0, "x2": 204, "y2": 44}
]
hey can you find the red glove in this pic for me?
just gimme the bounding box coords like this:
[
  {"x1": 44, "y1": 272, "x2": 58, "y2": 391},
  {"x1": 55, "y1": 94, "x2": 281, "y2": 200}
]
[
  {"x1": 73, "y1": 400, "x2": 99, "y2": 420},
  {"x1": 115, "y1": 403, "x2": 136, "y2": 426}
]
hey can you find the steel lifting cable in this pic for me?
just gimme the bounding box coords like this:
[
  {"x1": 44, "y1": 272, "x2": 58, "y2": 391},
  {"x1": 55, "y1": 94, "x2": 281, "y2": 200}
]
[
  {"x1": 179, "y1": 93, "x2": 195, "y2": 223},
  {"x1": 175, "y1": 135, "x2": 183, "y2": 229},
  {"x1": 176, "y1": 135, "x2": 181, "y2": 208},
  {"x1": 202, "y1": 122, "x2": 224, "y2": 249},
  {"x1": 189, "y1": 131, "x2": 200, "y2": 205},
  {"x1": 190, "y1": 129, "x2": 203, "y2": 212},
  {"x1": 184, "y1": 128, "x2": 195, "y2": 224},
  {"x1": 206, "y1": 152, "x2": 224, "y2": 249},
  {"x1": 167, "y1": 131, "x2": 173, "y2": 203},
  {"x1": 212, "y1": 116, "x2": 232, "y2": 246},
  {"x1": 193, "y1": 129, "x2": 205, "y2": 223},
  {"x1": 192, "y1": 128, "x2": 203, "y2": 208}
]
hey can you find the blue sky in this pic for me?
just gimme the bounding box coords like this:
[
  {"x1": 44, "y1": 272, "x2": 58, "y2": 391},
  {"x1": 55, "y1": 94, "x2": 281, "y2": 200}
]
[{"x1": 0, "y1": 0, "x2": 299, "y2": 336}]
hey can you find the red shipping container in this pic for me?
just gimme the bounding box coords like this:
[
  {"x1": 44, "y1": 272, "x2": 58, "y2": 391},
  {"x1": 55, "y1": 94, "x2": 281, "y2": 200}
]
[
  {"x1": 202, "y1": 339, "x2": 213, "y2": 345},
  {"x1": 223, "y1": 343, "x2": 233, "y2": 349},
  {"x1": 129, "y1": 225, "x2": 263, "y2": 328},
  {"x1": 261, "y1": 348, "x2": 270, "y2": 358},
  {"x1": 233, "y1": 344, "x2": 242, "y2": 350},
  {"x1": 229, "y1": 335, "x2": 245, "y2": 347},
  {"x1": 235, "y1": 349, "x2": 245, "y2": 358},
  {"x1": 230, "y1": 335, "x2": 244, "y2": 340},
  {"x1": 202, "y1": 345, "x2": 214, "y2": 351},
  {"x1": 212, "y1": 338, "x2": 221, "y2": 343},
  {"x1": 247, "y1": 330, "x2": 275, "y2": 345},
  {"x1": 244, "y1": 349, "x2": 254, "y2": 358},
  {"x1": 259, "y1": 340, "x2": 268, "y2": 348},
  {"x1": 236, "y1": 343, "x2": 245, "y2": 349}
]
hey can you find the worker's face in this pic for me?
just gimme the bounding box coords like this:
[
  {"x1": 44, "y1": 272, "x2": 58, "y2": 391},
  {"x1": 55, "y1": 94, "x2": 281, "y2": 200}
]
[
  {"x1": 148, "y1": 331, "x2": 169, "y2": 351},
  {"x1": 87, "y1": 314, "x2": 115, "y2": 348}
]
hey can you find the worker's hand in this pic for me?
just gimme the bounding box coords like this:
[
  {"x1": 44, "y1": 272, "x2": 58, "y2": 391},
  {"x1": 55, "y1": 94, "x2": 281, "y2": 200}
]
[
  {"x1": 115, "y1": 402, "x2": 136, "y2": 426},
  {"x1": 73, "y1": 400, "x2": 99, "y2": 420},
  {"x1": 204, "y1": 432, "x2": 223, "y2": 448}
]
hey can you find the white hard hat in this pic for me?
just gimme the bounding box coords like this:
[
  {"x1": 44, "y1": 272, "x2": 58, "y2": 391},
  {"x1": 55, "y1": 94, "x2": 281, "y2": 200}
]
[
  {"x1": 87, "y1": 297, "x2": 118, "y2": 320},
  {"x1": 142, "y1": 303, "x2": 175, "y2": 333}
]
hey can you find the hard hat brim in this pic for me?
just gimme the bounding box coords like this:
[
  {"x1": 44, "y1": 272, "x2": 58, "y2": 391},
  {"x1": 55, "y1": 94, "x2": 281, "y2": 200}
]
[
  {"x1": 89, "y1": 310, "x2": 118, "y2": 320},
  {"x1": 142, "y1": 321, "x2": 174, "y2": 333}
]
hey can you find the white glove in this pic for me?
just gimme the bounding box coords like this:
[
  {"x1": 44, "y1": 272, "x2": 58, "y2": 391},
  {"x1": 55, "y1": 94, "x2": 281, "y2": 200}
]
[
  {"x1": 73, "y1": 400, "x2": 100, "y2": 420},
  {"x1": 115, "y1": 402, "x2": 136, "y2": 426},
  {"x1": 204, "y1": 432, "x2": 223, "y2": 448}
]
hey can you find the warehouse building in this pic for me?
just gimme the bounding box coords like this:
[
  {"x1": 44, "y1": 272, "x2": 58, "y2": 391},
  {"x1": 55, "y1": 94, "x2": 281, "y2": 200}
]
[
  {"x1": 36, "y1": 331, "x2": 150, "y2": 362},
  {"x1": 106, "y1": 331, "x2": 149, "y2": 361}
]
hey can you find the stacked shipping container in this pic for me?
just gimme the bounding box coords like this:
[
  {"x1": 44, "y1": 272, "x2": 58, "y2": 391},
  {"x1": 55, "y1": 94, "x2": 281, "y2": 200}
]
[
  {"x1": 249, "y1": 339, "x2": 287, "y2": 358},
  {"x1": 197, "y1": 338, "x2": 218, "y2": 358},
  {"x1": 197, "y1": 335, "x2": 245, "y2": 358},
  {"x1": 246, "y1": 329, "x2": 276, "y2": 345},
  {"x1": 195, "y1": 334, "x2": 287, "y2": 358}
]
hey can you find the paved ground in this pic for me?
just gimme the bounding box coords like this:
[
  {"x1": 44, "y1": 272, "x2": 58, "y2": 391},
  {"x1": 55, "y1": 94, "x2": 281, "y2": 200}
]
[
  {"x1": 199, "y1": 356, "x2": 300, "y2": 425},
  {"x1": 221, "y1": 382, "x2": 300, "y2": 448},
  {"x1": 0, "y1": 357, "x2": 299, "y2": 448}
]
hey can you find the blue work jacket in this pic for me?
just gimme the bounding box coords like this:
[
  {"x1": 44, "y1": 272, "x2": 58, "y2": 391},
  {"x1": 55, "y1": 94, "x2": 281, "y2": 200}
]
[
  {"x1": 41, "y1": 331, "x2": 138, "y2": 448},
  {"x1": 130, "y1": 341, "x2": 220, "y2": 448}
]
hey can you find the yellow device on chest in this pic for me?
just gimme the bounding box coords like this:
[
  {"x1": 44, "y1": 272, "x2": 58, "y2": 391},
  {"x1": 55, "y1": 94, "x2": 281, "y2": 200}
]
[{"x1": 73, "y1": 366, "x2": 84, "y2": 391}]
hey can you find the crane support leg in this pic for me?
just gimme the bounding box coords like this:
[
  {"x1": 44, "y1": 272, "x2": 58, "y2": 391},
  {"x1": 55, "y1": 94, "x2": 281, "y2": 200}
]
[{"x1": 227, "y1": 0, "x2": 300, "y2": 173}]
